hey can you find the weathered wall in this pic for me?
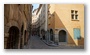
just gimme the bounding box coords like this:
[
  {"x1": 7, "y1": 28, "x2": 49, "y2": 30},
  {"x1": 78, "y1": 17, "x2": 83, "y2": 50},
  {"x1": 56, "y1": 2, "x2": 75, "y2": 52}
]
[{"x1": 4, "y1": 4, "x2": 32, "y2": 49}]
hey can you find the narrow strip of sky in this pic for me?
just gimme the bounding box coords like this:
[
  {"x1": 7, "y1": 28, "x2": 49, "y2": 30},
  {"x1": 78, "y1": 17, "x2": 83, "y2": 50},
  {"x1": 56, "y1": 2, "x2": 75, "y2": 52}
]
[{"x1": 32, "y1": 4, "x2": 39, "y2": 11}]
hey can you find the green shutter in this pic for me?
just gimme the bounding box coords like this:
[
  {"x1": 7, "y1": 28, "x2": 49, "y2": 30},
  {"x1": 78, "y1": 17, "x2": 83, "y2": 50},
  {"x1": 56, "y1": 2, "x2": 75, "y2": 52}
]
[{"x1": 74, "y1": 28, "x2": 81, "y2": 39}]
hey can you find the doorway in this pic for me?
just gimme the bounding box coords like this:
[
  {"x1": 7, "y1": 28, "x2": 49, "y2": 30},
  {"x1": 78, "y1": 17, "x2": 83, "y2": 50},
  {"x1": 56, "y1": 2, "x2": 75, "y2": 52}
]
[
  {"x1": 50, "y1": 29, "x2": 54, "y2": 41},
  {"x1": 59, "y1": 30, "x2": 66, "y2": 42},
  {"x1": 7, "y1": 26, "x2": 19, "y2": 49}
]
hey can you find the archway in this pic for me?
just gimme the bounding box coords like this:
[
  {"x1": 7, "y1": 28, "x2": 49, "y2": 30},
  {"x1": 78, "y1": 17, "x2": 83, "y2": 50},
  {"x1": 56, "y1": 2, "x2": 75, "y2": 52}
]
[
  {"x1": 59, "y1": 30, "x2": 66, "y2": 42},
  {"x1": 50, "y1": 29, "x2": 54, "y2": 41},
  {"x1": 7, "y1": 26, "x2": 19, "y2": 49}
]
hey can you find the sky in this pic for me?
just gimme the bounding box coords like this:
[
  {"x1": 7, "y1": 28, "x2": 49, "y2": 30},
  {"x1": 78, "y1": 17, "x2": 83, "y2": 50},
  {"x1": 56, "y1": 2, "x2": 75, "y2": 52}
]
[{"x1": 32, "y1": 4, "x2": 39, "y2": 11}]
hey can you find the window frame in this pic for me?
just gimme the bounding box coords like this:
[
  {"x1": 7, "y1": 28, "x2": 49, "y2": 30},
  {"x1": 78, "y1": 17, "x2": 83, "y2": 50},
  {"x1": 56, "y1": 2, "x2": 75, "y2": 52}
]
[{"x1": 71, "y1": 10, "x2": 79, "y2": 21}]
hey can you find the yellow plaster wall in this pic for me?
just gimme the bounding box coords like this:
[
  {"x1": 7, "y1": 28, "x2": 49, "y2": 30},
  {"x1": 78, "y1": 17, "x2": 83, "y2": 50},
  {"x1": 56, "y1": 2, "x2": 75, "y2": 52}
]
[
  {"x1": 48, "y1": 4, "x2": 84, "y2": 46},
  {"x1": 48, "y1": 4, "x2": 55, "y2": 32}
]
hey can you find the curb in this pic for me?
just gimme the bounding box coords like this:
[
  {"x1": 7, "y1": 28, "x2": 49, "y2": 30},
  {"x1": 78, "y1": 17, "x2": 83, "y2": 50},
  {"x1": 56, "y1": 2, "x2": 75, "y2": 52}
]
[{"x1": 42, "y1": 40, "x2": 59, "y2": 47}]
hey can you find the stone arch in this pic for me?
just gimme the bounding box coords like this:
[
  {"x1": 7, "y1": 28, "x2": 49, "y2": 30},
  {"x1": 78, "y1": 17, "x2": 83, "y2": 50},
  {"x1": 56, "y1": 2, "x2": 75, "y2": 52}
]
[
  {"x1": 5, "y1": 20, "x2": 19, "y2": 33},
  {"x1": 58, "y1": 28, "x2": 67, "y2": 43},
  {"x1": 7, "y1": 26, "x2": 19, "y2": 49}
]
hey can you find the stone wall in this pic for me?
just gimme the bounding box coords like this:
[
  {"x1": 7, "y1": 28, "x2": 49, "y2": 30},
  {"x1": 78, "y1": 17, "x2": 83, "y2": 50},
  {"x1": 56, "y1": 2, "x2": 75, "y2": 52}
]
[{"x1": 4, "y1": 4, "x2": 32, "y2": 49}]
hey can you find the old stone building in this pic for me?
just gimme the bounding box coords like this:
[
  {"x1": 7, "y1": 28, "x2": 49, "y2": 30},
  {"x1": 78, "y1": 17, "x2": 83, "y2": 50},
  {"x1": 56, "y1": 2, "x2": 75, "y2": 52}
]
[
  {"x1": 4, "y1": 4, "x2": 32, "y2": 49},
  {"x1": 32, "y1": 8, "x2": 38, "y2": 36},
  {"x1": 32, "y1": 4, "x2": 48, "y2": 40},
  {"x1": 36, "y1": 4, "x2": 48, "y2": 39},
  {"x1": 32, "y1": 4, "x2": 42, "y2": 37},
  {"x1": 47, "y1": 4, "x2": 84, "y2": 46}
]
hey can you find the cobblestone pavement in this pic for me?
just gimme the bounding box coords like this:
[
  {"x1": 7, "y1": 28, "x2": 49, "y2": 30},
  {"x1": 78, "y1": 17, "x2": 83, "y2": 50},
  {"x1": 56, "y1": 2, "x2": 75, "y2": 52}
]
[
  {"x1": 23, "y1": 35, "x2": 52, "y2": 49},
  {"x1": 23, "y1": 35, "x2": 84, "y2": 49}
]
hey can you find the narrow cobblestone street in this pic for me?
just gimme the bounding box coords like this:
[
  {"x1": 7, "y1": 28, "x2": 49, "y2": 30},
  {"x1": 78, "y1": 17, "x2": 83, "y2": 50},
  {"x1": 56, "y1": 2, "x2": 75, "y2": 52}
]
[
  {"x1": 23, "y1": 35, "x2": 51, "y2": 49},
  {"x1": 23, "y1": 35, "x2": 84, "y2": 49}
]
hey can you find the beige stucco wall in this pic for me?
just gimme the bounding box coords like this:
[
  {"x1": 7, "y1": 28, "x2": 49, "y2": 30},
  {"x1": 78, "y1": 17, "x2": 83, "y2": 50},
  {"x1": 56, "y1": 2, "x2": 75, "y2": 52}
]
[
  {"x1": 48, "y1": 4, "x2": 84, "y2": 46},
  {"x1": 48, "y1": 4, "x2": 55, "y2": 32}
]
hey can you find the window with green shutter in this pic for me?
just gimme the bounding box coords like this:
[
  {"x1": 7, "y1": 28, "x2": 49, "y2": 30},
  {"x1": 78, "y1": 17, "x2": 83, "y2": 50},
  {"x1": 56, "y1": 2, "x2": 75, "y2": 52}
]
[{"x1": 74, "y1": 28, "x2": 81, "y2": 39}]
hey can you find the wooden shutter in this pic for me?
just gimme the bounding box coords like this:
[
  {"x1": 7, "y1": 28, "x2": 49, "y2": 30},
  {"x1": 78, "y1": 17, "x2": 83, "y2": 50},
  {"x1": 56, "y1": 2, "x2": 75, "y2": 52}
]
[{"x1": 74, "y1": 28, "x2": 81, "y2": 39}]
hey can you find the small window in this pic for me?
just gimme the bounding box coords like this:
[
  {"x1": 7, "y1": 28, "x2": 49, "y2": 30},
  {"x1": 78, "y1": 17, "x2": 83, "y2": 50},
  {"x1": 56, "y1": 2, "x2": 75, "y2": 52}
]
[
  {"x1": 71, "y1": 10, "x2": 78, "y2": 20},
  {"x1": 71, "y1": 14, "x2": 74, "y2": 19},
  {"x1": 75, "y1": 11, "x2": 78, "y2": 14},
  {"x1": 71, "y1": 10, "x2": 74, "y2": 13},
  {"x1": 74, "y1": 28, "x2": 81, "y2": 39},
  {"x1": 75, "y1": 15, "x2": 78, "y2": 19}
]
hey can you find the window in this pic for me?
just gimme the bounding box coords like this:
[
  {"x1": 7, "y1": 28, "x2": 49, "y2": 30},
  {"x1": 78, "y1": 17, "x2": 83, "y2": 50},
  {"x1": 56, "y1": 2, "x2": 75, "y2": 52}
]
[
  {"x1": 71, "y1": 14, "x2": 74, "y2": 19},
  {"x1": 75, "y1": 11, "x2": 78, "y2": 14},
  {"x1": 71, "y1": 10, "x2": 78, "y2": 20},
  {"x1": 71, "y1": 10, "x2": 74, "y2": 13},
  {"x1": 73, "y1": 28, "x2": 81, "y2": 39},
  {"x1": 75, "y1": 15, "x2": 78, "y2": 19}
]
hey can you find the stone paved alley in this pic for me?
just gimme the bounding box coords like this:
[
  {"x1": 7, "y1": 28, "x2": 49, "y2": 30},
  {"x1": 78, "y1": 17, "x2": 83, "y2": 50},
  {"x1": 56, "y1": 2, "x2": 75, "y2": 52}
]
[{"x1": 23, "y1": 35, "x2": 84, "y2": 49}]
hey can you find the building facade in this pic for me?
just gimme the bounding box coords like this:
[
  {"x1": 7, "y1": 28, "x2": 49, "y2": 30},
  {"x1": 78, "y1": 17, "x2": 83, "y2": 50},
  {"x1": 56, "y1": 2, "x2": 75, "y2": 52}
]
[
  {"x1": 35, "y1": 4, "x2": 48, "y2": 40},
  {"x1": 48, "y1": 4, "x2": 84, "y2": 46},
  {"x1": 32, "y1": 8, "x2": 38, "y2": 35},
  {"x1": 4, "y1": 4, "x2": 32, "y2": 49}
]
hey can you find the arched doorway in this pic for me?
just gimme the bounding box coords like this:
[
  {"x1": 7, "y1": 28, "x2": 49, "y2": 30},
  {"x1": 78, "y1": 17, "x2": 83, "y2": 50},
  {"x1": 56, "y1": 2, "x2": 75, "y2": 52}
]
[
  {"x1": 7, "y1": 26, "x2": 19, "y2": 49},
  {"x1": 59, "y1": 30, "x2": 66, "y2": 42},
  {"x1": 50, "y1": 29, "x2": 54, "y2": 41}
]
